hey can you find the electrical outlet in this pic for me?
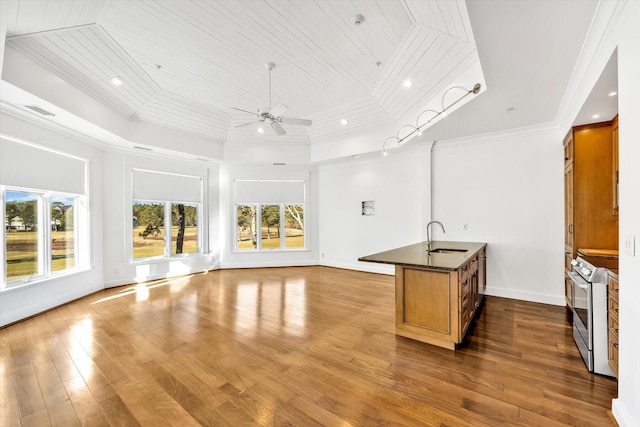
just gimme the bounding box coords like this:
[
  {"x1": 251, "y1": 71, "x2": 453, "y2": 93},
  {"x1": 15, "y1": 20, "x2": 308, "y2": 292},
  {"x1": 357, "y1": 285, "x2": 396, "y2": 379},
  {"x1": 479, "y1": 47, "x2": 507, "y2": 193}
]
[
  {"x1": 624, "y1": 235, "x2": 636, "y2": 256},
  {"x1": 463, "y1": 224, "x2": 468, "y2": 231}
]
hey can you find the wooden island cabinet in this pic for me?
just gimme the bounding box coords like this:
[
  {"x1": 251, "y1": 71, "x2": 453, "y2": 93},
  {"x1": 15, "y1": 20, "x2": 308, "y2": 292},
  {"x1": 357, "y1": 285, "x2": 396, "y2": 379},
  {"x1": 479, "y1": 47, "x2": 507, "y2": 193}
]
[{"x1": 359, "y1": 241, "x2": 486, "y2": 350}]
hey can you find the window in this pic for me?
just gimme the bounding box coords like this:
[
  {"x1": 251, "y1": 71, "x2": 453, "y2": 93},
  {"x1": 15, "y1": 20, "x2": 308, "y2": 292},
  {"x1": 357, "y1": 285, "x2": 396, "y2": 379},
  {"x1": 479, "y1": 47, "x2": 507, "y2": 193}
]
[
  {"x1": 235, "y1": 203, "x2": 305, "y2": 251},
  {"x1": 3, "y1": 189, "x2": 82, "y2": 286},
  {"x1": 171, "y1": 203, "x2": 198, "y2": 255},
  {"x1": 130, "y1": 168, "x2": 203, "y2": 261},
  {"x1": 51, "y1": 195, "x2": 75, "y2": 272},
  {"x1": 132, "y1": 201, "x2": 200, "y2": 260},
  {"x1": 132, "y1": 201, "x2": 165, "y2": 259},
  {"x1": 236, "y1": 204, "x2": 257, "y2": 250},
  {"x1": 284, "y1": 204, "x2": 304, "y2": 249},
  {"x1": 233, "y1": 179, "x2": 306, "y2": 252}
]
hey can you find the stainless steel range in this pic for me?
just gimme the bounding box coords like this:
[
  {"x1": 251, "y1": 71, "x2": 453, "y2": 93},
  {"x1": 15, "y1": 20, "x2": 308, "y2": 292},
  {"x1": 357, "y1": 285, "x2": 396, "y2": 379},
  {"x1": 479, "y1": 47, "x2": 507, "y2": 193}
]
[{"x1": 566, "y1": 257, "x2": 614, "y2": 377}]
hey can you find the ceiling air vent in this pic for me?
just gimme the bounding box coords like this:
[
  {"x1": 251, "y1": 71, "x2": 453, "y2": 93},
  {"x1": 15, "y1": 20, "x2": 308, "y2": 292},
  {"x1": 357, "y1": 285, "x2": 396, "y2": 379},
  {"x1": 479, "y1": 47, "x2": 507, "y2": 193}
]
[
  {"x1": 24, "y1": 105, "x2": 55, "y2": 117},
  {"x1": 273, "y1": 162, "x2": 286, "y2": 166}
]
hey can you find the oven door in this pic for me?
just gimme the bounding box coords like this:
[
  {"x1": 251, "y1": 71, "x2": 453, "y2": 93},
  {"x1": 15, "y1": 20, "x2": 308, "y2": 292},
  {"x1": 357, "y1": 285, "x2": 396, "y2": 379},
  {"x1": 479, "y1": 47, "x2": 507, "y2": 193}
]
[{"x1": 567, "y1": 271, "x2": 592, "y2": 349}]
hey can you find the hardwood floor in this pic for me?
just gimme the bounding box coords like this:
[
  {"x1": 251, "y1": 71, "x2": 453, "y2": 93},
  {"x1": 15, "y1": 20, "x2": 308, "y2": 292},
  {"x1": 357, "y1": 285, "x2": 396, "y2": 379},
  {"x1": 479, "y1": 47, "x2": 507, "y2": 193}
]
[{"x1": 0, "y1": 266, "x2": 617, "y2": 426}]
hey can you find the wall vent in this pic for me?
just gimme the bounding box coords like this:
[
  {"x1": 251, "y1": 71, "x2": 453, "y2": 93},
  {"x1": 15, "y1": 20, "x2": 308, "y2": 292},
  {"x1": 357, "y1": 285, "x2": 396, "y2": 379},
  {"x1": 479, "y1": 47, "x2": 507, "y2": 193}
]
[{"x1": 24, "y1": 105, "x2": 55, "y2": 117}]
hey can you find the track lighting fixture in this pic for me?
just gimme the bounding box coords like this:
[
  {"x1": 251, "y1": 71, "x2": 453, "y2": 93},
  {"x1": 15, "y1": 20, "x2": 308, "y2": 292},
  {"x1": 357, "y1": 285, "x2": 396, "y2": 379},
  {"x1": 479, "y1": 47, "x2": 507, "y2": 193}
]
[{"x1": 382, "y1": 83, "x2": 481, "y2": 155}]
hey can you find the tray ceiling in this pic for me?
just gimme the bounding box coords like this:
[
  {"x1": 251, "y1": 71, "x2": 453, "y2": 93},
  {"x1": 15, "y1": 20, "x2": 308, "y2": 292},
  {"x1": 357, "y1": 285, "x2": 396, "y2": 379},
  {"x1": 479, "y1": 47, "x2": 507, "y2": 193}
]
[{"x1": 2, "y1": 0, "x2": 481, "y2": 147}]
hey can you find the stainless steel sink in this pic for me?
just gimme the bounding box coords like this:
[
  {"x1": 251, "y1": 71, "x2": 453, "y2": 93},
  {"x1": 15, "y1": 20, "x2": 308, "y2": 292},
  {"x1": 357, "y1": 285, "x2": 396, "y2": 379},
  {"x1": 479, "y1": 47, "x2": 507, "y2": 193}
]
[{"x1": 428, "y1": 248, "x2": 468, "y2": 254}]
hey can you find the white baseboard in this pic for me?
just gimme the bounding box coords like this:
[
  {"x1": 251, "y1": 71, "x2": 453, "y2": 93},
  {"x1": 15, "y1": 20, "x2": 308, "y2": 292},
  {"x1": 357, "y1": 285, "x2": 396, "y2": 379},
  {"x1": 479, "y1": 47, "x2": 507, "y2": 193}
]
[
  {"x1": 612, "y1": 398, "x2": 637, "y2": 427},
  {"x1": 1, "y1": 283, "x2": 103, "y2": 326},
  {"x1": 484, "y1": 286, "x2": 565, "y2": 306},
  {"x1": 219, "y1": 260, "x2": 318, "y2": 270}
]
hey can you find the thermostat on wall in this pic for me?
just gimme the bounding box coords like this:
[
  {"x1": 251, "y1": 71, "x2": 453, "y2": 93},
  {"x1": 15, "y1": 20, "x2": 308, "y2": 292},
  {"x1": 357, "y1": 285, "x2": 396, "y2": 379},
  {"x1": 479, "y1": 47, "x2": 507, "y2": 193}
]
[{"x1": 362, "y1": 201, "x2": 374, "y2": 216}]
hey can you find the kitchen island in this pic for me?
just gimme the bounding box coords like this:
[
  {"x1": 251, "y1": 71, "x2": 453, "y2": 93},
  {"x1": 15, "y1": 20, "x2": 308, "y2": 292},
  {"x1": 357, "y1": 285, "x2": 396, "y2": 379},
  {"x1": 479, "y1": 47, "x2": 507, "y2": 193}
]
[{"x1": 359, "y1": 241, "x2": 487, "y2": 350}]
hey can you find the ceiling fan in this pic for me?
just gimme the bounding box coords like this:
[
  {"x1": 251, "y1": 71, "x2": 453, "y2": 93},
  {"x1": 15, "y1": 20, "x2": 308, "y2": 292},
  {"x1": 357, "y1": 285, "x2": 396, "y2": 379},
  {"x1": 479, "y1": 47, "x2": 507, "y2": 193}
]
[{"x1": 232, "y1": 62, "x2": 312, "y2": 135}]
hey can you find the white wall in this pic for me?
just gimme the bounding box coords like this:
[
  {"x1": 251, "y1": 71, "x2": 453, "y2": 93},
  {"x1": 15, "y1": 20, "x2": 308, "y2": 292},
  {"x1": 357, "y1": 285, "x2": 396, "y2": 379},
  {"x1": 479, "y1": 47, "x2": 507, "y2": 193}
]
[
  {"x1": 102, "y1": 152, "x2": 216, "y2": 287},
  {"x1": 218, "y1": 164, "x2": 319, "y2": 268},
  {"x1": 432, "y1": 128, "x2": 565, "y2": 305},
  {"x1": 0, "y1": 108, "x2": 104, "y2": 326},
  {"x1": 318, "y1": 146, "x2": 430, "y2": 274},
  {"x1": 613, "y1": 2, "x2": 640, "y2": 424}
]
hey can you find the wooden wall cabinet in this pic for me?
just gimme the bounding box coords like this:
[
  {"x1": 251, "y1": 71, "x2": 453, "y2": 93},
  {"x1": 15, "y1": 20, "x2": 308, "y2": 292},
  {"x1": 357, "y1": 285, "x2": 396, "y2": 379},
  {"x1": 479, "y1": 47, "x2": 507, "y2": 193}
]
[
  {"x1": 607, "y1": 272, "x2": 619, "y2": 377},
  {"x1": 395, "y1": 250, "x2": 484, "y2": 350},
  {"x1": 563, "y1": 121, "x2": 618, "y2": 307},
  {"x1": 612, "y1": 115, "x2": 619, "y2": 215}
]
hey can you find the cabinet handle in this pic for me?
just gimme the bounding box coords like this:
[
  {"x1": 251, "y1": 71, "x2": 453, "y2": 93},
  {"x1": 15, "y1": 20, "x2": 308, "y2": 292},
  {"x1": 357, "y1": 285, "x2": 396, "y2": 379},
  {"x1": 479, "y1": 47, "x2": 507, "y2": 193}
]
[
  {"x1": 615, "y1": 328, "x2": 619, "y2": 333},
  {"x1": 569, "y1": 225, "x2": 573, "y2": 233},
  {"x1": 613, "y1": 343, "x2": 619, "y2": 349}
]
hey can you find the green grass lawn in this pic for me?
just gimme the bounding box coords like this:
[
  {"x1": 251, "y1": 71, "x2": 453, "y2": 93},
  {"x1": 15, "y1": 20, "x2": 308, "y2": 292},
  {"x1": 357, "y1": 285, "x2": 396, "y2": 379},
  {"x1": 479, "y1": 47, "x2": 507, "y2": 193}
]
[
  {"x1": 237, "y1": 234, "x2": 304, "y2": 250},
  {"x1": 132, "y1": 226, "x2": 198, "y2": 259},
  {"x1": 6, "y1": 231, "x2": 74, "y2": 280}
]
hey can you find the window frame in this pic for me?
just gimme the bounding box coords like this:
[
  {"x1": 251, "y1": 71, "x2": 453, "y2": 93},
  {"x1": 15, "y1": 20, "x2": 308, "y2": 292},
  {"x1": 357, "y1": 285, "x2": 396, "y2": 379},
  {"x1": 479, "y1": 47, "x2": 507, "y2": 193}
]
[
  {"x1": 2, "y1": 185, "x2": 84, "y2": 290},
  {"x1": 130, "y1": 199, "x2": 202, "y2": 262},
  {"x1": 234, "y1": 202, "x2": 305, "y2": 252}
]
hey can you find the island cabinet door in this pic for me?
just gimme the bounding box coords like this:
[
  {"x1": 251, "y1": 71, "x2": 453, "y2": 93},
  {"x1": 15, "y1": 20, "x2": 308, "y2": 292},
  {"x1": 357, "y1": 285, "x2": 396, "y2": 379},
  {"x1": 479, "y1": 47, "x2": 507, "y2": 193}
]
[{"x1": 395, "y1": 266, "x2": 459, "y2": 348}]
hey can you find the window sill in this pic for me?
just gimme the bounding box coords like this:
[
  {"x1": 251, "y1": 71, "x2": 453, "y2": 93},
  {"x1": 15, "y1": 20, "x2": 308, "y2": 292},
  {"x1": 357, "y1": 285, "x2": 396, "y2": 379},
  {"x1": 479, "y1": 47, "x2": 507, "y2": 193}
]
[
  {"x1": 129, "y1": 252, "x2": 209, "y2": 264},
  {"x1": 1, "y1": 267, "x2": 92, "y2": 294}
]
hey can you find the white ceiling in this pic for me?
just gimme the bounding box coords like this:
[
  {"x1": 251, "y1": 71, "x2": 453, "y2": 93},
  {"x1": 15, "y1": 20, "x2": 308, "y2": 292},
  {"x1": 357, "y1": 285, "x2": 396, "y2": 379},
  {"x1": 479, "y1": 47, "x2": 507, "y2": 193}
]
[{"x1": 0, "y1": 0, "x2": 603, "y2": 159}]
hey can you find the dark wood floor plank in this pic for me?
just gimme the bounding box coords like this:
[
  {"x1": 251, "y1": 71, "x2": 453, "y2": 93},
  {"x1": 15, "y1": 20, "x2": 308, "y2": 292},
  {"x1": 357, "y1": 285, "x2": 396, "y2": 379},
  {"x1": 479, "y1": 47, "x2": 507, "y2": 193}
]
[{"x1": 0, "y1": 266, "x2": 617, "y2": 426}]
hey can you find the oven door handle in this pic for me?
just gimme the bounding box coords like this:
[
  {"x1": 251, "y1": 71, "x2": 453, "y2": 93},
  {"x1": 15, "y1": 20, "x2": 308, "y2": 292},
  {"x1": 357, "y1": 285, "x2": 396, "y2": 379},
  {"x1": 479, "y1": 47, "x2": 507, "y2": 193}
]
[{"x1": 566, "y1": 271, "x2": 589, "y2": 289}]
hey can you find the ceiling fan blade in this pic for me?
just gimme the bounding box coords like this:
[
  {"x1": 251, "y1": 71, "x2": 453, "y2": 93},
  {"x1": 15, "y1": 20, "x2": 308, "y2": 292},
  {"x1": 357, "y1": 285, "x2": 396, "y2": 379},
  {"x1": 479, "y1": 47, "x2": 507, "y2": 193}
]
[
  {"x1": 271, "y1": 121, "x2": 286, "y2": 135},
  {"x1": 280, "y1": 117, "x2": 312, "y2": 126},
  {"x1": 269, "y1": 104, "x2": 288, "y2": 118},
  {"x1": 236, "y1": 120, "x2": 263, "y2": 128},
  {"x1": 231, "y1": 107, "x2": 258, "y2": 116}
]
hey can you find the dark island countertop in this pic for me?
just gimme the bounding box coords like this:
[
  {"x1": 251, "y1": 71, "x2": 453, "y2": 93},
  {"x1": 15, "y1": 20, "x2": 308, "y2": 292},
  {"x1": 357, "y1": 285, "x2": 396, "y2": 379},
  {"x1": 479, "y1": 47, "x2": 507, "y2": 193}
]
[{"x1": 358, "y1": 240, "x2": 486, "y2": 271}]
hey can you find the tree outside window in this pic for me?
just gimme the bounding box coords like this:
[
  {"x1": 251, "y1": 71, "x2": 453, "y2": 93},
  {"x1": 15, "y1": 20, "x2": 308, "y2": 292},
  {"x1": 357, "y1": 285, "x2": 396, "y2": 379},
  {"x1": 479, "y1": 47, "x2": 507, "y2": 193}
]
[
  {"x1": 237, "y1": 204, "x2": 257, "y2": 250},
  {"x1": 171, "y1": 203, "x2": 198, "y2": 255},
  {"x1": 132, "y1": 202, "x2": 165, "y2": 259},
  {"x1": 261, "y1": 205, "x2": 281, "y2": 249},
  {"x1": 284, "y1": 204, "x2": 304, "y2": 249}
]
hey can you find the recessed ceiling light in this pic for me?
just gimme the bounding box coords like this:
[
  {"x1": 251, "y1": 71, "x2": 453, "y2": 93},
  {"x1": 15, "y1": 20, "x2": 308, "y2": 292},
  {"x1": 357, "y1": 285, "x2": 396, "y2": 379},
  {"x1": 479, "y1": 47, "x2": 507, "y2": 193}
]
[
  {"x1": 608, "y1": 91, "x2": 618, "y2": 97},
  {"x1": 340, "y1": 118, "x2": 348, "y2": 126},
  {"x1": 111, "y1": 76, "x2": 124, "y2": 86},
  {"x1": 592, "y1": 114, "x2": 600, "y2": 119},
  {"x1": 351, "y1": 14, "x2": 365, "y2": 26},
  {"x1": 257, "y1": 127, "x2": 264, "y2": 133},
  {"x1": 403, "y1": 79, "x2": 412, "y2": 88}
]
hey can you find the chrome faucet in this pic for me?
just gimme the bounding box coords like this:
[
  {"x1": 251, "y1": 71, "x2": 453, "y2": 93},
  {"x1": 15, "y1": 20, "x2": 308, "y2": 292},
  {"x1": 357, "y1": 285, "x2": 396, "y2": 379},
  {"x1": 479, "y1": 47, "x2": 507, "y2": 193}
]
[{"x1": 426, "y1": 220, "x2": 446, "y2": 252}]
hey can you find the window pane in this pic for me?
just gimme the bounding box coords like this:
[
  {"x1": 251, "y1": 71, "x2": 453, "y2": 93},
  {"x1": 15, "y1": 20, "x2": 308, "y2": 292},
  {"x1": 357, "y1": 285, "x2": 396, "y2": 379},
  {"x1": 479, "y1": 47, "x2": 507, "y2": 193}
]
[
  {"x1": 261, "y1": 205, "x2": 281, "y2": 250},
  {"x1": 51, "y1": 195, "x2": 75, "y2": 272},
  {"x1": 132, "y1": 202, "x2": 165, "y2": 259},
  {"x1": 5, "y1": 191, "x2": 39, "y2": 281},
  {"x1": 171, "y1": 203, "x2": 198, "y2": 255},
  {"x1": 285, "y1": 205, "x2": 304, "y2": 249},
  {"x1": 236, "y1": 204, "x2": 257, "y2": 250}
]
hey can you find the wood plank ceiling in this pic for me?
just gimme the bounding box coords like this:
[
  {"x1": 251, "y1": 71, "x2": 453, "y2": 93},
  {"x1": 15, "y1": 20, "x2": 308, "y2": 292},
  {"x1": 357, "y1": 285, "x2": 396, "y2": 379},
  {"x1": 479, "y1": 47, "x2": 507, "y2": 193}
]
[{"x1": 2, "y1": 0, "x2": 482, "y2": 147}]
